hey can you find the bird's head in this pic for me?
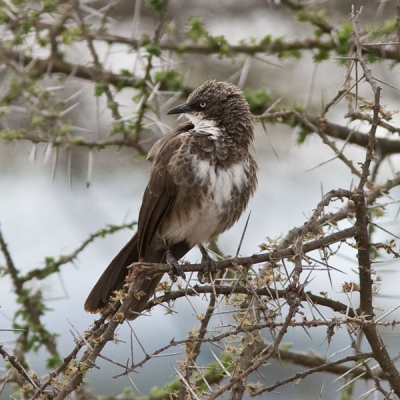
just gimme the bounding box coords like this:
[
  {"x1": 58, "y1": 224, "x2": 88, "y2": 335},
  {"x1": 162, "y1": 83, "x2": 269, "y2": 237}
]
[{"x1": 167, "y1": 80, "x2": 253, "y2": 145}]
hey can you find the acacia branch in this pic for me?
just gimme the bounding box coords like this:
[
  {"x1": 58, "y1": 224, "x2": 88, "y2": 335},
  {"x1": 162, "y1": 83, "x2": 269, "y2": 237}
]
[
  {"x1": 0, "y1": 227, "x2": 59, "y2": 357},
  {"x1": 351, "y1": 8, "x2": 400, "y2": 396},
  {"x1": 117, "y1": 226, "x2": 357, "y2": 280},
  {"x1": 257, "y1": 111, "x2": 400, "y2": 158},
  {"x1": 147, "y1": 285, "x2": 356, "y2": 318},
  {"x1": 256, "y1": 352, "x2": 373, "y2": 395},
  {"x1": 0, "y1": 43, "x2": 139, "y2": 90},
  {"x1": 21, "y1": 221, "x2": 136, "y2": 283}
]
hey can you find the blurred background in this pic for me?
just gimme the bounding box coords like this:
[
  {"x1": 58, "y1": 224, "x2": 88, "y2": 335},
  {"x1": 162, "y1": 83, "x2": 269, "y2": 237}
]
[{"x1": 1, "y1": 0, "x2": 400, "y2": 398}]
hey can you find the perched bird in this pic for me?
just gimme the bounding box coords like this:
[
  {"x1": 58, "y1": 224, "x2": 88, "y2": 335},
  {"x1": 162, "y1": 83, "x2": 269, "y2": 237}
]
[{"x1": 84, "y1": 80, "x2": 258, "y2": 320}]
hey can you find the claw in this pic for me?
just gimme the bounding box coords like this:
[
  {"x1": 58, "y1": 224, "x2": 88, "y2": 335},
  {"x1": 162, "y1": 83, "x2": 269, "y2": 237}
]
[
  {"x1": 198, "y1": 244, "x2": 217, "y2": 283},
  {"x1": 166, "y1": 249, "x2": 185, "y2": 281}
]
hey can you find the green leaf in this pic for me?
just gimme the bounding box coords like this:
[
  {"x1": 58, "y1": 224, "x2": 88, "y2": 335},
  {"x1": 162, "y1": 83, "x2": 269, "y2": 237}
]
[
  {"x1": 186, "y1": 17, "x2": 208, "y2": 43},
  {"x1": 145, "y1": 0, "x2": 168, "y2": 14},
  {"x1": 46, "y1": 354, "x2": 63, "y2": 369},
  {"x1": 145, "y1": 40, "x2": 161, "y2": 57},
  {"x1": 154, "y1": 70, "x2": 183, "y2": 91},
  {"x1": 94, "y1": 82, "x2": 107, "y2": 97},
  {"x1": 243, "y1": 88, "x2": 271, "y2": 113},
  {"x1": 313, "y1": 49, "x2": 330, "y2": 62}
]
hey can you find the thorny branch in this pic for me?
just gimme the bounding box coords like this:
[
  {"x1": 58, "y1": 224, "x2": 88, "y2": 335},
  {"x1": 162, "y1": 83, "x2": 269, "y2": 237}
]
[
  {"x1": 21, "y1": 221, "x2": 136, "y2": 283},
  {"x1": 2, "y1": 2, "x2": 400, "y2": 400},
  {"x1": 3, "y1": 168, "x2": 400, "y2": 398},
  {"x1": 350, "y1": 7, "x2": 400, "y2": 396}
]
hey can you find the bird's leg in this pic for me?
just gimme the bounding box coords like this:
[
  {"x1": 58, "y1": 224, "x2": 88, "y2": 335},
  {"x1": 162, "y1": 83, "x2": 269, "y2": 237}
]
[
  {"x1": 198, "y1": 244, "x2": 217, "y2": 283},
  {"x1": 165, "y1": 247, "x2": 185, "y2": 281}
]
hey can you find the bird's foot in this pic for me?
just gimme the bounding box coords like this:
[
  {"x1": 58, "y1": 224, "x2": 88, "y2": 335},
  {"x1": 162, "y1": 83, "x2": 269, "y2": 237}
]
[
  {"x1": 166, "y1": 250, "x2": 186, "y2": 282},
  {"x1": 198, "y1": 244, "x2": 217, "y2": 283}
]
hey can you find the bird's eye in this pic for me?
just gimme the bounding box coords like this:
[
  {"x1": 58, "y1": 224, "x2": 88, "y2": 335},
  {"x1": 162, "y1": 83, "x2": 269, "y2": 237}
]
[{"x1": 199, "y1": 102, "x2": 206, "y2": 108}]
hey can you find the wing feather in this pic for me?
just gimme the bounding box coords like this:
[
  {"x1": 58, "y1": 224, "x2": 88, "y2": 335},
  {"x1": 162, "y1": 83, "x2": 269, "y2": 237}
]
[{"x1": 137, "y1": 122, "x2": 193, "y2": 259}]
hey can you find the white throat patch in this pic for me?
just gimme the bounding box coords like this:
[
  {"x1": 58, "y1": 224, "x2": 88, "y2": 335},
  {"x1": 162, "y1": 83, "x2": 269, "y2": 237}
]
[{"x1": 187, "y1": 113, "x2": 223, "y2": 140}]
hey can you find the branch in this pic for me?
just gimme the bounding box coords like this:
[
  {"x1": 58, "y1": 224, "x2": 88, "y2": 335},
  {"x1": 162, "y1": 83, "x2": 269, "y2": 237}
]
[
  {"x1": 0, "y1": 226, "x2": 59, "y2": 357},
  {"x1": 256, "y1": 352, "x2": 373, "y2": 395},
  {"x1": 21, "y1": 221, "x2": 136, "y2": 283},
  {"x1": 147, "y1": 285, "x2": 356, "y2": 318},
  {"x1": 257, "y1": 111, "x2": 400, "y2": 158},
  {"x1": 116, "y1": 226, "x2": 357, "y2": 282},
  {"x1": 350, "y1": 7, "x2": 400, "y2": 396}
]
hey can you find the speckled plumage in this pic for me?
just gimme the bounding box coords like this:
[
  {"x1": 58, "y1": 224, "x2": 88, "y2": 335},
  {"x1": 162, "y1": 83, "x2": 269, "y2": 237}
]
[{"x1": 84, "y1": 80, "x2": 257, "y2": 319}]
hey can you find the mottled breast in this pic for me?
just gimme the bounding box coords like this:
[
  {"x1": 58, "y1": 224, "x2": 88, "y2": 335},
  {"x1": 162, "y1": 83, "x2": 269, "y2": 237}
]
[{"x1": 160, "y1": 127, "x2": 257, "y2": 247}]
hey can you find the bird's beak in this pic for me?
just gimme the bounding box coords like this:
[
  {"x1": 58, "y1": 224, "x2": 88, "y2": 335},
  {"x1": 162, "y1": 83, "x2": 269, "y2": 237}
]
[{"x1": 167, "y1": 103, "x2": 194, "y2": 115}]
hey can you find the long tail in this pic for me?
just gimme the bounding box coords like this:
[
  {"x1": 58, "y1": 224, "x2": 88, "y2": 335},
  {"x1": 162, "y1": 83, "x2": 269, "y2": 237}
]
[{"x1": 84, "y1": 233, "x2": 191, "y2": 320}]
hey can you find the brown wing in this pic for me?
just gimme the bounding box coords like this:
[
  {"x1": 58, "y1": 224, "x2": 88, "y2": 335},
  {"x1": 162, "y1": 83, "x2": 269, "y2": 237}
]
[
  {"x1": 137, "y1": 121, "x2": 193, "y2": 260},
  {"x1": 85, "y1": 122, "x2": 193, "y2": 315}
]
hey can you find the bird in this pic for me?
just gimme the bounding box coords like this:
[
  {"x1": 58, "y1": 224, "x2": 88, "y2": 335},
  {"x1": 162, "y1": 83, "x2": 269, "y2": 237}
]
[{"x1": 84, "y1": 80, "x2": 258, "y2": 320}]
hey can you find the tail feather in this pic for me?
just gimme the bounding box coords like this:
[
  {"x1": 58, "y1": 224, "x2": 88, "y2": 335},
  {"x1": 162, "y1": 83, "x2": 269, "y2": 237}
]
[
  {"x1": 84, "y1": 233, "x2": 140, "y2": 314},
  {"x1": 84, "y1": 233, "x2": 192, "y2": 320}
]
